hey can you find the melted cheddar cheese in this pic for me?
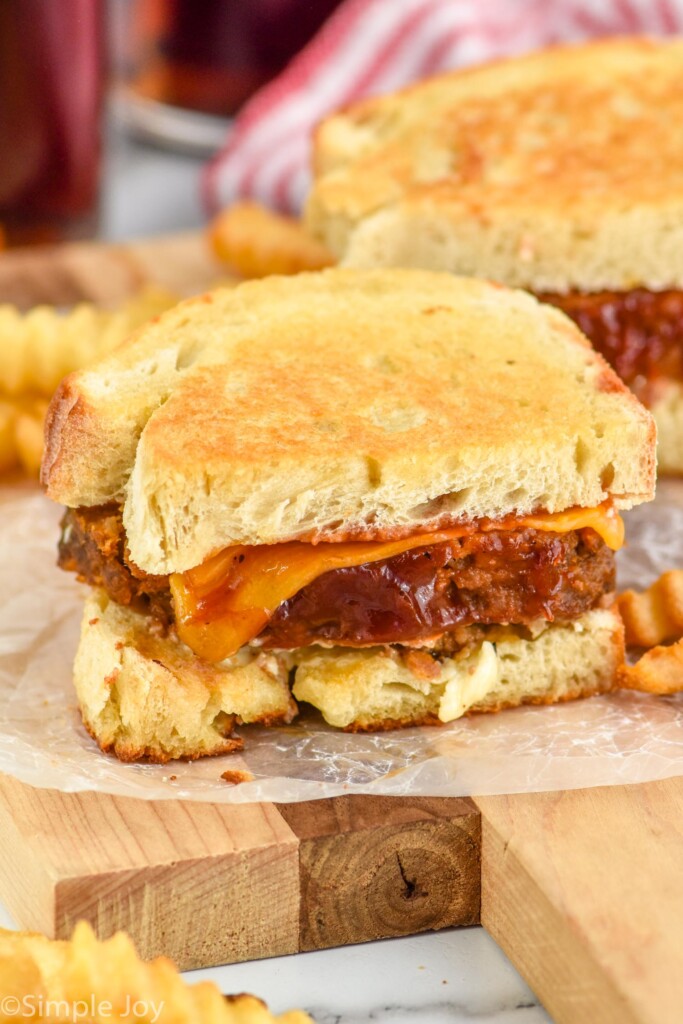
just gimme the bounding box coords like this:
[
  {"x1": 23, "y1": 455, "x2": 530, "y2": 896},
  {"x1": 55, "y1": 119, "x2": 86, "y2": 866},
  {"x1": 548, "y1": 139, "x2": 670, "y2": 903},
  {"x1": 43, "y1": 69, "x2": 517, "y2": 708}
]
[{"x1": 170, "y1": 503, "x2": 624, "y2": 663}]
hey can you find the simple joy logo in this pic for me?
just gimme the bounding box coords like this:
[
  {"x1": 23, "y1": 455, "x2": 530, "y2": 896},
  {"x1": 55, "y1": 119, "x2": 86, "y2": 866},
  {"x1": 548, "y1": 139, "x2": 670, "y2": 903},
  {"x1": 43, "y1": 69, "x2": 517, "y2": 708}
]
[{"x1": 0, "y1": 995, "x2": 164, "y2": 1021}]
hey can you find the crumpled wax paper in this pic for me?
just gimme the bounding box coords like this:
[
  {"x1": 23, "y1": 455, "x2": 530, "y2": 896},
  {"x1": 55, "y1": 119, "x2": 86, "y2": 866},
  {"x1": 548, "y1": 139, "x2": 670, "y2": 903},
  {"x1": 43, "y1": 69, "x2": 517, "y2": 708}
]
[{"x1": 0, "y1": 481, "x2": 681, "y2": 804}]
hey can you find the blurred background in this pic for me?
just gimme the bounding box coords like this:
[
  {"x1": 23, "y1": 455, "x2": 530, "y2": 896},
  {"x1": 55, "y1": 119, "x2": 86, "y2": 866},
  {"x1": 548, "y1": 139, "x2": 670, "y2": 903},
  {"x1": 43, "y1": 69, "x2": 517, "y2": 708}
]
[
  {"x1": 0, "y1": 0, "x2": 677, "y2": 246},
  {"x1": 0, "y1": 0, "x2": 346, "y2": 244}
]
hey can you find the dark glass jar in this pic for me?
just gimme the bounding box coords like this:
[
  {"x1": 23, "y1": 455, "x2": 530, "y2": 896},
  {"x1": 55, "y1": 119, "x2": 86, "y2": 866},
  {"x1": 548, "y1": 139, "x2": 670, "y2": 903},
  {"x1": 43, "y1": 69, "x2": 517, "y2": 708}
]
[
  {"x1": 129, "y1": 0, "x2": 344, "y2": 118},
  {"x1": 0, "y1": 0, "x2": 105, "y2": 245}
]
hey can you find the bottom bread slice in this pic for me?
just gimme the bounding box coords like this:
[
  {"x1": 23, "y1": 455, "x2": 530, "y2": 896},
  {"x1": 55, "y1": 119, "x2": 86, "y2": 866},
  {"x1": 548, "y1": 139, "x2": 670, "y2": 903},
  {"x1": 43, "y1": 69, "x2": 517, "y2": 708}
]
[
  {"x1": 75, "y1": 590, "x2": 298, "y2": 762},
  {"x1": 293, "y1": 608, "x2": 623, "y2": 730},
  {"x1": 75, "y1": 591, "x2": 624, "y2": 761}
]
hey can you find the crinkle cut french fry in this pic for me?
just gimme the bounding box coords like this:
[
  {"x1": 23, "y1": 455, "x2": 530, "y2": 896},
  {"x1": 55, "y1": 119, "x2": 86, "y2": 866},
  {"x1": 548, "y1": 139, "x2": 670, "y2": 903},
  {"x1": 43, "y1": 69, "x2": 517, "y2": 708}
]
[
  {"x1": 0, "y1": 920, "x2": 312, "y2": 1023},
  {"x1": 0, "y1": 397, "x2": 48, "y2": 478},
  {"x1": 618, "y1": 638, "x2": 683, "y2": 695},
  {"x1": 210, "y1": 202, "x2": 334, "y2": 278},
  {"x1": 0, "y1": 288, "x2": 177, "y2": 476},
  {"x1": 615, "y1": 569, "x2": 683, "y2": 696},
  {"x1": 0, "y1": 287, "x2": 177, "y2": 398},
  {"x1": 617, "y1": 570, "x2": 683, "y2": 648}
]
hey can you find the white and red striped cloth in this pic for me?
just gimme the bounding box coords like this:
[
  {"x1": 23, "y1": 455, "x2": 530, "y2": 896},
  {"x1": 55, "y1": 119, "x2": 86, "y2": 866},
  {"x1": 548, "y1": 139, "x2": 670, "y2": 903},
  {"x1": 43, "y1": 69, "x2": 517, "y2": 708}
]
[{"x1": 202, "y1": 0, "x2": 683, "y2": 216}]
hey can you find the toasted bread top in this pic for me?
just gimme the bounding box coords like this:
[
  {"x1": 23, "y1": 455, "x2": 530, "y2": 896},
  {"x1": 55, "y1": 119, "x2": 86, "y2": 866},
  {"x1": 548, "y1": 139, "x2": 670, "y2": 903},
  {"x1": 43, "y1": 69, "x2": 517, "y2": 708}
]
[
  {"x1": 306, "y1": 38, "x2": 683, "y2": 292},
  {"x1": 43, "y1": 269, "x2": 655, "y2": 574}
]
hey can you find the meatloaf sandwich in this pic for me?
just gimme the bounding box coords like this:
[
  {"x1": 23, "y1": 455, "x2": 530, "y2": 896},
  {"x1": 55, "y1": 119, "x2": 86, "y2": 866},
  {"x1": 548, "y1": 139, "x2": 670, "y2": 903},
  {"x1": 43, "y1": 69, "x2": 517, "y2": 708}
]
[
  {"x1": 43, "y1": 269, "x2": 655, "y2": 762},
  {"x1": 305, "y1": 37, "x2": 683, "y2": 471}
]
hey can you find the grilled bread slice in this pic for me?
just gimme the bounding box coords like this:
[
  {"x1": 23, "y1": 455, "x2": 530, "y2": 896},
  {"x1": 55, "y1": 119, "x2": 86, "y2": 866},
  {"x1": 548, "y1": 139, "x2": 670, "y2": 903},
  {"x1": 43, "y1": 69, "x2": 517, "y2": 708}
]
[
  {"x1": 306, "y1": 38, "x2": 683, "y2": 293},
  {"x1": 43, "y1": 268, "x2": 654, "y2": 576}
]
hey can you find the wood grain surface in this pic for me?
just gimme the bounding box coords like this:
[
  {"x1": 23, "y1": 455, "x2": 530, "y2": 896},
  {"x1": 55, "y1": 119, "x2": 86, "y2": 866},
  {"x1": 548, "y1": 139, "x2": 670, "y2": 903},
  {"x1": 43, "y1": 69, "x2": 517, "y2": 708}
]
[
  {"x1": 0, "y1": 776, "x2": 480, "y2": 970},
  {"x1": 476, "y1": 778, "x2": 683, "y2": 1024},
  {"x1": 0, "y1": 775, "x2": 300, "y2": 970},
  {"x1": 278, "y1": 796, "x2": 480, "y2": 950}
]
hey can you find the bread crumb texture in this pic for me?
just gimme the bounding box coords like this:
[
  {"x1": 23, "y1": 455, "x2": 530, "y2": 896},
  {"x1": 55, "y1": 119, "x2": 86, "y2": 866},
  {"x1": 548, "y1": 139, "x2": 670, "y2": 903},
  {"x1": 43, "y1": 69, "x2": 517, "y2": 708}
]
[{"x1": 75, "y1": 591, "x2": 296, "y2": 763}]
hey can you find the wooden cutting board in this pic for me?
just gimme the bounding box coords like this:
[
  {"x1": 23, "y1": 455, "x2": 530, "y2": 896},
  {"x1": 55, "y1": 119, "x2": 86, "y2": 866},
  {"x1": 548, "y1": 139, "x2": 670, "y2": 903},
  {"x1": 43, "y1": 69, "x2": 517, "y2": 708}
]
[
  {"x1": 478, "y1": 780, "x2": 683, "y2": 1024},
  {"x1": 0, "y1": 779, "x2": 480, "y2": 967},
  {"x1": 0, "y1": 234, "x2": 681, "y2": 1024},
  {"x1": 1, "y1": 775, "x2": 681, "y2": 1024}
]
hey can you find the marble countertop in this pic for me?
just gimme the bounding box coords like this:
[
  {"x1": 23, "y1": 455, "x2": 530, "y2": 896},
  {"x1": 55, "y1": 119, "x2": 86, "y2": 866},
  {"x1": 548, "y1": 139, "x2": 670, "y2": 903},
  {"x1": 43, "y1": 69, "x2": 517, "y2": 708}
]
[
  {"x1": 0, "y1": 129, "x2": 551, "y2": 1023},
  {"x1": 0, "y1": 899, "x2": 547, "y2": 1022},
  {"x1": 190, "y1": 928, "x2": 549, "y2": 1023}
]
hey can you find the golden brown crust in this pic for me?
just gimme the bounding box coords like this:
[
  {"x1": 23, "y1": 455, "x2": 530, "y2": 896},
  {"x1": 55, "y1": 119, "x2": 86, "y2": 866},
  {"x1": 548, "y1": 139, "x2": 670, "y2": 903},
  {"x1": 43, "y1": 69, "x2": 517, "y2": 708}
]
[
  {"x1": 81, "y1": 716, "x2": 245, "y2": 764},
  {"x1": 343, "y1": 712, "x2": 441, "y2": 733},
  {"x1": 41, "y1": 374, "x2": 87, "y2": 494},
  {"x1": 307, "y1": 38, "x2": 683, "y2": 293},
  {"x1": 43, "y1": 270, "x2": 655, "y2": 575}
]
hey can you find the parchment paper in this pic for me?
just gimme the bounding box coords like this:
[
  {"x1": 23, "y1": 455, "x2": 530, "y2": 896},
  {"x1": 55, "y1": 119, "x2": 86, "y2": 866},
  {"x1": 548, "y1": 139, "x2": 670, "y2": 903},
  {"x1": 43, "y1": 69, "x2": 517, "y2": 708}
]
[{"x1": 0, "y1": 481, "x2": 681, "y2": 803}]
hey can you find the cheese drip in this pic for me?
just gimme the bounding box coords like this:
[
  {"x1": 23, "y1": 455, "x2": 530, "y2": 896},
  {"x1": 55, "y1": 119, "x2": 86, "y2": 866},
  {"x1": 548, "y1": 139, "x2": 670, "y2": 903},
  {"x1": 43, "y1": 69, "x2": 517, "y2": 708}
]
[{"x1": 170, "y1": 503, "x2": 624, "y2": 662}]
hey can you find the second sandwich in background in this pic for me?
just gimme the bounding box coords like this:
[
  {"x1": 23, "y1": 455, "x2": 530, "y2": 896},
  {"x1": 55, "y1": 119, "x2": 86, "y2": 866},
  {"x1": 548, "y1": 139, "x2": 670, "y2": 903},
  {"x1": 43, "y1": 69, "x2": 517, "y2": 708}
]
[{"x1": 306, "y1": 37, "x2": 683, "y2": 472}]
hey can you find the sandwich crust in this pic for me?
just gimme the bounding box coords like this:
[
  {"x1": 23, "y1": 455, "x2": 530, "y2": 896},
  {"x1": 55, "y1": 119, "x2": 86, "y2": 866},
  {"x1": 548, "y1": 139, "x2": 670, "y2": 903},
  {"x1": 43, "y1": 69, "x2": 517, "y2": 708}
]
[
  {"x1": 43, "y1": 269, "x2": 655, "y2": 575},
  {"x1": 306, "y1": 38, "x2": 683, "y2": 293}
]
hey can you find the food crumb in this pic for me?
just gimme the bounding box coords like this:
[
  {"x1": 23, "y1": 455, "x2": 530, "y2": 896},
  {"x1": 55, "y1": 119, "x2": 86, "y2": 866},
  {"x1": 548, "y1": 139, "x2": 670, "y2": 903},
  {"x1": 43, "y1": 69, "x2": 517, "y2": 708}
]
[
  {"x1": 88, "y1": 617, "x2": 99, "y2": 626},
  {"x1": 169, "y1": 775, "x2": 177, "y2": 781},
  {"x1": 221, "y1": 769, "x2": 255, "y2": 785}
]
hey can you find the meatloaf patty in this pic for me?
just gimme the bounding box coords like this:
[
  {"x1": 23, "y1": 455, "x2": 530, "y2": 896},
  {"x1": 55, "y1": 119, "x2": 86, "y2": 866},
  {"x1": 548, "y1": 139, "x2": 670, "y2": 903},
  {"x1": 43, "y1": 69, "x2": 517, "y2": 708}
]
[
  {"x1": 59, "y1": 506, "x2": 615, "y2": 651},
  {"x1": 59, "y1": 506, "x2": 173, "y2": 626},
  {"x1": 260, "y1": 528, "x2": 614, "y2": 648}
]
